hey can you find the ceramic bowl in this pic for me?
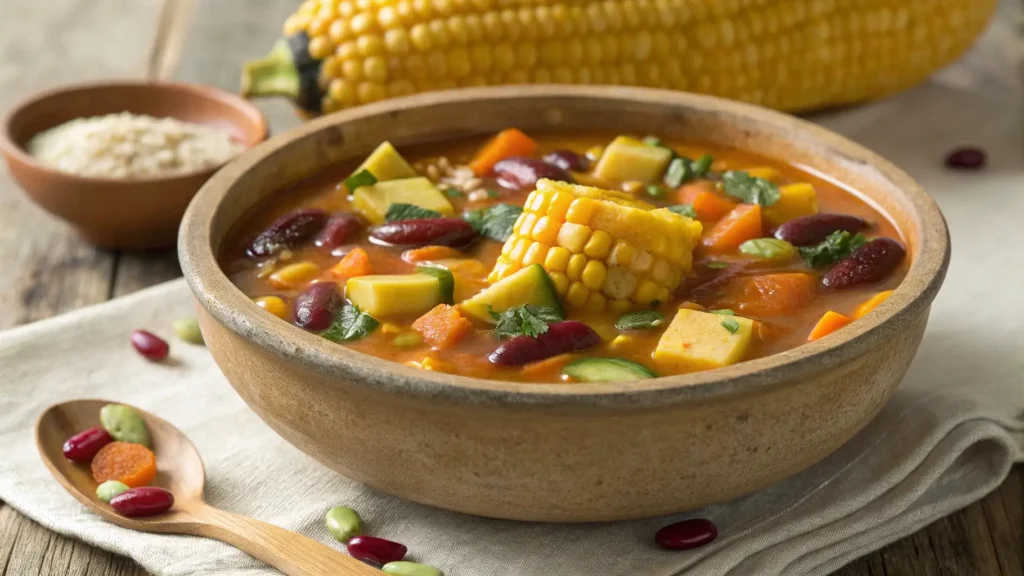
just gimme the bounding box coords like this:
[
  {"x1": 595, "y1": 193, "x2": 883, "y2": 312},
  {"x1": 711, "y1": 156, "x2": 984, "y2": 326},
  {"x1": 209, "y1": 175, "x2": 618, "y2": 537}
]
[
  {"x1": 0, "y1": 81, "x2": 268, "y2": 249},
  {"x1": 179, "y1": 86, "x2": 949, "y2": 522}
]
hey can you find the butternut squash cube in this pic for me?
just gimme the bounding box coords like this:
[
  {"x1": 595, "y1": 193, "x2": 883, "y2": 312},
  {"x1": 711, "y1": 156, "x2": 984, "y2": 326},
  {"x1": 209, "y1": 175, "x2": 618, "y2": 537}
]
[
  {"x1": 345, "y1": 274, "x2": 441, "y2": 317},
  {"x1": 653, "y1": 309, "x2": 755, "y2": 371},
  {"x1": 352, "y1": 177, "x2": 454, "y2": 224},
  {"x1": 763, "y1": 183, "x2": 818, "y2": 227},
  {"x1": 354, "y1": 141, "x2": 417, "y2": 182},
  {"x1": 593, "y1": 136, "x2": 673, "y2": 183}
]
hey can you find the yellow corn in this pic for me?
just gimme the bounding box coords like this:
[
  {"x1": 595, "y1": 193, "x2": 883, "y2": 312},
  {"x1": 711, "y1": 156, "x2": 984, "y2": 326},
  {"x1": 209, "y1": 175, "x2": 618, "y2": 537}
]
[
  {"x1": 489, "y1": 179, "x2": 700, "y2": 311},
  {"x1": 254, "y1": 296, "x2": 290, "y2": 319},
  {"x1": 247, "y1": 0, "x2": 997, "y2": 115},
  {"x1": 268, "y1": 262, "x2": 320, "y2": 290}
]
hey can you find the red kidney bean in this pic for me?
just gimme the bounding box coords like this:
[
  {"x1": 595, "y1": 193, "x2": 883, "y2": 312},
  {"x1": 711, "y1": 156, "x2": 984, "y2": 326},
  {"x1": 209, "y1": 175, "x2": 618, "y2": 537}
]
[
  {"x1": 823, "y1": 237, "x2": 906, "y2": 289},
  {"x1": 489, "y1": 321, "x2": 600, "y2": 366},
  {"x1": 346, "y1": 536, "x2": 408, "y2": 565},
  {"x1": 370, "y1": 218, "x2": 477, "y2": 248},
  {"x1": 62, "y1": 427, "x2": 113, "y2": 462},
  {"x1": 492, "y1": 157, "x2": 573, "y2": 190},
  {"x1": 945, "y1": 146, "x2": 985, "y2": 169},
  {"x1": 131, "y1": 330, "x2": 169, "y2": 361},
  {"x1": 109, "y1": 487, "x2": 175, "y2": 517},
  {"x1": 248, "y1": 209, "x2": 328, "y2": 257},
  {"x1": 543, "y1": 149, "x2": 590, "y2": 172},
  {"x1": 293, "y1": 282, "x2": 342, "y2": 331},
  {"x1": 314, "y1": 213, "x2": 361, "y2": 250},
  {"x1": 773, "y1": 213, "x2": 870, "y2": 246},
  {"x1": 655, "y1": 518, "x2": 718, "y2": 550}
]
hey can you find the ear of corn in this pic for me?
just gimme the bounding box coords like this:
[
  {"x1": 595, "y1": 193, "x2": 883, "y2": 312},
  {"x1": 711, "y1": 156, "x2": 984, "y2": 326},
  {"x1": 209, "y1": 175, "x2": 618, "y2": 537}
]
[
  {"x1": 490, "y1": 179, "x2": 701, "y2": 312},
  {"x1": 242, "y1": 0, "x2": 997, "y2": 115}
]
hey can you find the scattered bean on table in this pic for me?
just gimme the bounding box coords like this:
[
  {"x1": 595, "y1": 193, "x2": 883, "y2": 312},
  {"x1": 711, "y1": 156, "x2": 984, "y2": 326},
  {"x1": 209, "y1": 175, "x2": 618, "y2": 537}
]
[
  {"x1": 325, "y1": 506, "x2": 363, "y2": 543},
  {"x1": 346, "y1": 535, "x2": 408, "y2": 565},
  {"x1": 172, "y1": 317, "x2": 205, "y2": 345},
  {"x1": 382, "y1": 561, "x2": 445, "y2": 576},
  {"x1": 130, "y1": 330, "x2": 169, "y2": 361},
  {"x1": 654, "y1": 518, "x2": 719, "y2": 550}
]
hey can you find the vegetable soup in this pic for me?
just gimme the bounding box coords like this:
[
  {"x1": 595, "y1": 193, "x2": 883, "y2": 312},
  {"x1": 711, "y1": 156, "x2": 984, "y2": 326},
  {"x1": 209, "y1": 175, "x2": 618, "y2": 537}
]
[{"x1": 219, "y1": 130, "x2": 907, "y2": 383}]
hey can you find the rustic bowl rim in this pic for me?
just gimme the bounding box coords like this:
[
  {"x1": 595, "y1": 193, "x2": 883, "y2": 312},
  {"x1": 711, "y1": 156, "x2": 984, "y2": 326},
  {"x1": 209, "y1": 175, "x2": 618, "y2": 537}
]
[
  {"x1": 0, "y1": 80, "x2": 269, "y2": 185},
  {"x1": 179, "y1": 85, "x2": 949, "y2": 409}
]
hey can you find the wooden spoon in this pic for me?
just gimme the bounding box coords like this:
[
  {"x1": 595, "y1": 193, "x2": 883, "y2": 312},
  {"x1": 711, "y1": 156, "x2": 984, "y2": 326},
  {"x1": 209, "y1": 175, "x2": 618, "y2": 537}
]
[{"x1": 36, "y1": 399, "x2": 381, "y2": 576}]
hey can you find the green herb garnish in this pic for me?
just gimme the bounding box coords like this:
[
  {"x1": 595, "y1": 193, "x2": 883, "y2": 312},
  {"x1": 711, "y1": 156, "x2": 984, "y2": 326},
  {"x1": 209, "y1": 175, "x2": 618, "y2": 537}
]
[
  {"x1": 719, "y1": 170, "x2": 780, "y2": 206},
  {"x1": 666, "y1": 204, "x2": 697, "y2": 219},
  {"x1": 463, "y1": 203, "x2": 523, "y2": 242},
  {"x1": 489, "y1": 304, "x2": 564, "y2": 339},
  {"x1": 645, "y1": 184, "x2": 667, "y2": 199},
  {"x1": 615, "y1": 310, "x2": 666, "y2": 331},
  {"x1": 739, "y1": 238, "x2": 797, "y2": 261},
  {"x1": 721, "y1": 318, "x2": 740, "y2": 334},
  {"x1": 343, "y1": 169, "x2": 377, "y2": 192},
  {"x1": 710, "y1": 309, "x2": 735, "y2": 315},
  {"x1": 664, "y1": 154, "x2": 716, "y2": 188},
  {"x1": 444, "y1": 188, "x2": 464, "y2": 198},
  {"x1": 321, "y1": 305, "x2": 379, "y2": 342},
  {"x1": 692, "y1": 154, "x2": 714, "y2": 176},
  {"x1": 798, "y1": 230, "x2": 867, "y2": 268},
  {"x1": 384, "y1": 203, "x2": 443, "y2": 222},
  {"x1": 642, "y1": 135, "x2": 663, "y2": 147},
  {"x1": 486, "y1": 189, "x2": 500, "y2": 199}
]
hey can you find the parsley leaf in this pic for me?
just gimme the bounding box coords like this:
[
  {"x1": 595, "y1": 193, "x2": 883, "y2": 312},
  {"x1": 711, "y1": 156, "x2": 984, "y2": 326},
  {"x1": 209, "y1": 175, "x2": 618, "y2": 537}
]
[
  {"x1": 711, "y1": 309, "x2": 735, "y2": 315},
  {"x1": 692, "y1": 154, "x2": 714, "y2": 176},
  {"x1": 642, "y1": 135, "x2": 664, "y2": 147},
  {"x1": 798, "y1": 230, "x2": 867, "y2": 268},
  {"x1": 489, "y1": 305, "x2": 564, "y2": 339},
  {"x1": 384, "y1": 203, "x2": 443, "y2": 222},
  {"x1": 721, "y1": 318, "x2": 740, "y2": 334},
  {"x1": 646, "y1": 184, "x2": 667, "y2": 199},
  {"x1": 720, "y1": 170, "x2": 780, "y2": 206},
  {"x1": 321, "y1": 305, "x2": 379, "y2": 342},
  {"x1": 463, "y1": 203, "x2": 523, "y2": 242},
  {"x1": 666, "y1": 204, "x2": 697, "y2": 219},
  {"x1": 664, "y1": 154, "x2": 716, "y2": 188},
  {"x1": 444, "y1": 187, "x2": 464, "y2": 198},
  {"x1": 615, "y1": 310, "x2": 665, "y2": 331},
  {"x1": 343, "y1": 169, "x2": 377, "y2": 192}
]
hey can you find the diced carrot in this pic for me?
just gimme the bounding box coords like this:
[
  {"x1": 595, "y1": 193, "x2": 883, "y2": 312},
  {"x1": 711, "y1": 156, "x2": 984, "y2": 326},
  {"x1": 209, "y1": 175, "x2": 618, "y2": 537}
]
[
  {"x1": 807, "y1": 311, "x2": 853, "y2": 341},
  {"x1": 401, "y1": 245, "x2": 464, "y2": 263},
  {"x1": 91, "y1": 442, "x2": 157, "y2": 488},
  {"x1": 523, "y1": 353, "x2": 573, "y2": 377},
  {"x1": 677, "y1": 181, "x2": 738, "y2": 221},
  {"x1": 329, "y1": 247, "x2": 373, "y2": 278},
  {"x1": 715, "y1": 272, "x2": 818, "y2": 317},
  {"x1": 701, "y1": 204, "x2": 763, "y2": 253},
  {"x1": 468, "y1": 128, "x2": 538, "y2": 176},
  {"x1": 852, "y1": 290, "x2": 895, "y2": 319},
  {"x1": 412, "y1": 304, "x2": 473, "y2": 349}
]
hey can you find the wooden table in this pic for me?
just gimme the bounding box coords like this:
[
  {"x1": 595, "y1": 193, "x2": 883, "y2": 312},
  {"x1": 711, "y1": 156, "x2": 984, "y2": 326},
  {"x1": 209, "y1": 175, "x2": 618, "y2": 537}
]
[{"x1": 0, "y1": 1, "x2": 1020, "y2": 574}]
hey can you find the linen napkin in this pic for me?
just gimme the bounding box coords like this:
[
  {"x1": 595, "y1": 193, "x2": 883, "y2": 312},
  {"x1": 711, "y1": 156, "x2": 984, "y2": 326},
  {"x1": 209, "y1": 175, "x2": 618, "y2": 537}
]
[{"x1": 2, "y1": 4, "x2": 1024, "y2": 575}]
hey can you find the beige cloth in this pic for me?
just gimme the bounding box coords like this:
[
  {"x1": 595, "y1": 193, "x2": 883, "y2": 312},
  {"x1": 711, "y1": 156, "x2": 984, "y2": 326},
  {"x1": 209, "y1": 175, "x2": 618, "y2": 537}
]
[{"x1": 2, "y1": 4, "x2": 1024, "y2": 575}]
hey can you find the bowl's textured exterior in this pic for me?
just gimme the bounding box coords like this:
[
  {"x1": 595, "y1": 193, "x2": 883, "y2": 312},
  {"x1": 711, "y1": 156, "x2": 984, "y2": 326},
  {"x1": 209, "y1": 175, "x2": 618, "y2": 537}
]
[
  {"x1": 179, "y1": 87, "x2": 949, "y2": 522},
  {"x1": 0, "y1": 82, "x2": 268, "y2": 249}
]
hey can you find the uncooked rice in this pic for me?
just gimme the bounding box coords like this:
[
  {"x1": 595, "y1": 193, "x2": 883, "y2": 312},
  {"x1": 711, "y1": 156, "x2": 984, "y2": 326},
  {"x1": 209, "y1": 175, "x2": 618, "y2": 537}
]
[{"x1": 27, "y1": 112, "x2": 244, "y2": 179}]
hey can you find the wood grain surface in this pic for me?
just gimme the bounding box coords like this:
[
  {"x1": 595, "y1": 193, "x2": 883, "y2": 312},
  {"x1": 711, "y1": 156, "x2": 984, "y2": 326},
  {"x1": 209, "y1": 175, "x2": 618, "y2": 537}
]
[{"x1": 0, "y1": 0, "x2": 1020, "y2": 574}]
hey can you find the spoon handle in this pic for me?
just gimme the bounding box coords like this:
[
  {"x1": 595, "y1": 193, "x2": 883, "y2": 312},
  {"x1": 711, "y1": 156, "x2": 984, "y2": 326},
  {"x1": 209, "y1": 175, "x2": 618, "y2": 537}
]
[{"x1": 194, "y1": 505, "x2": 381, "y2": 576}]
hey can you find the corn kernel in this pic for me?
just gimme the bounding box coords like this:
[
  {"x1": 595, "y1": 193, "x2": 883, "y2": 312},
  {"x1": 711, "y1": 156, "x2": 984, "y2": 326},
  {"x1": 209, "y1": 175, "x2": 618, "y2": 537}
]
[
  {"x1": 602, "y1": 265, "x2": 638, "y2": 300},
  {"x1": 522, "y1": 242, "x2": 548, "y2": 266},
  {"x1": 544, "y1": 246, "x2": 571, "y2": 272},
  {"x1": 557, "y1": 222, "x2": 592, "y2": 253},
  {"x1": 566, "y1": 282, "x2": 590, "y2": 307},
  {"x1": 513, "y1": 212, "x2": 527, "y2": 231},
  {"x1": 268, "y1": 262, "x2": 320, "y2": 289},
  {"x1": 655, "y1": 287, "x2": 671, "y2": 304},
  {"x1": 503, "y1": 260, "x2": 522, "y2": 276},
  {"x1": 548, "y1": 271, "x2": 570, "y2": 295},
  {"x1": 509, "y1": 237, "x2": 530, "y2": 262},
  {"x1": 651, "y1": 259, "x2": 671, "y2": 283},
  {"x1": 581, "y1": 260, "x2": 608, "y2": 290},
  {"x1": 566, "y1": 198, "x2": 597, "y2": 224},
  {"x1": 583, "y1": 230, "x2": 613, "y2": 259},
  {"x1": 501, "y1": 235, "x2": 517, "y2": 256},
  {"x1": 519, "y1": 213, "x2": 538, "y2": 236},
  {"x1": 566, "y1": 253, "x2": 587, "y2": 280},
  {"x1": 631, "y1": 249, "x2": 653, "y2": 273},
  {"x1": 586, "y1": 291, "x2": 607, "y2": 312},
  {"x1": 547, "y1": 192, "x2": 574, "y2": 221},
  {"x1": 532, "y1": 190, "x2": 551, "y2": 213},
  {"x1": 633, "y1": 279, "x2": 659, "y2": 305},
  {"x1": 531, "y1": 216, "x2": 559, "y2": 244},
  {"x1": 525, "y1": 190, "x2": 543, "y2": 211},
  {"x1": 380, "y1": 322, "x2": 402, "y2": 334},
  {"x1": 608, "y1": 240, "x2": 635, "y2": 267},
  {"x1": 668, "y1": 265, "x2": 683, "y2": 289},
  {"x1": 608, "y1": 299, "x2": 633, "y2": 314},
  {"x1": 609, "y1": 334, "x2": 632, "y2": 349},
  {"x1": 254, "y1": 296, "x2": 289, "y2": 319}
]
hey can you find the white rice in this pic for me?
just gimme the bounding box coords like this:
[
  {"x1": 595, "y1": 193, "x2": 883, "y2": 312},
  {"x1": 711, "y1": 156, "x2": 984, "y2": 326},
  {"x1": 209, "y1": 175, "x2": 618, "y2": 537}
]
[{"x1": 26, "y1": 112, "x2": 244, "y2": 179}]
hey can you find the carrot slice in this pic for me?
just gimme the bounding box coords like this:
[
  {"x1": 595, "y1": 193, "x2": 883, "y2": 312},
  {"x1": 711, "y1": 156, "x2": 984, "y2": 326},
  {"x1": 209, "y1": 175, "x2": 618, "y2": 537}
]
[
  {"x1": 401, "y1": 245, "x2": 463, "y2": 263},
  {"x1": 412, "y1": 304, "x2": 473, "y2": 349},
  {"x1": 329, "y1": 247, "x2": 373, "y2": 278},
  {"x1": 677, "y1": 182, "x2": 738, "y2": 222},
  {"x1": 524, "y1": 353, "x2": 574, "y2": 377},
  {"x1": 468, "y1": 128, "x2": 538, "y2": 176},
  {"x1": 852, "y1": 290, "x2": 895, "y2": 319},
  {"x1": 91, "y1": 441, "x2": 157, "y2": 488},
  {"x1": 715, "y1": 272, "x2": 818, "y2": 317},
  {"x1": 807, "y1": 311, "x2": 853, "y2": 341},
  {"x1": 701, "y1": 204, "x2": 763, "y2": 253}
]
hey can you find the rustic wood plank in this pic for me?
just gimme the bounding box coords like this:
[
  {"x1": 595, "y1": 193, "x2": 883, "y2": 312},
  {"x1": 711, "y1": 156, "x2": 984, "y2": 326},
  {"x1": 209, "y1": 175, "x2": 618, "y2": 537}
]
[
  {"x1": 111, "y1": 251, "x2": 182, "y2": 298},
  {"x1": 981, "y1": 466, "x2": 1023, "y2": 576},
  {"x1": 923, "y1": 502, "x2": 1006, "y2": 576}
]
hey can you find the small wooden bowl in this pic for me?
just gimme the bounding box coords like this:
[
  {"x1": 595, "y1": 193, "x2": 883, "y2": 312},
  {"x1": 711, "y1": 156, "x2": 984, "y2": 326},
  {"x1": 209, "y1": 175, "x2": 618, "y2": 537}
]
[
  {"x1": 0, "y1": 81, "x2": 268, "y2": 249},
  {"x1": 179, "y1": 87, "x2": 949, "y2": 522}
]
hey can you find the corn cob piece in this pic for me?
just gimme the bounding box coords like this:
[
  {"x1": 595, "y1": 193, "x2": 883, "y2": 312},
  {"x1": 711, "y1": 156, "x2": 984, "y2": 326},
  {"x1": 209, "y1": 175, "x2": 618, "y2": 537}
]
[
  {"x1": 490, "y1": 179, "x2": 701, "y2": 312},
  {"x1": 242, "y1": 0, "x2": 997, "y2": 116}
]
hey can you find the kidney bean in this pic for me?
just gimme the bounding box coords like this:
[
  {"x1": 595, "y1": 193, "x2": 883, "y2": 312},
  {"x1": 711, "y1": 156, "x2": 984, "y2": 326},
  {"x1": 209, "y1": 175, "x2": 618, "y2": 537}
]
[
  {"x1": 773, "y1": 213, "x2": 870, "y2": 246},
  {"x1": 131, "y1": 330, "x2": 169, "y2": 361},
  {"x1": 314, "y1": 213, "x2": 362, "y2": 250},
  {"x1": 542, "y1": 149, "x2": 590, "y2": 172},
  {"x1": 822, "y1": 237, "x2": 906, "y2": 289},
  {"x1": 109, "y1": 487, "x2": 174, "y2": 517},
  {"x1": 346, "y1": 536, "x2": 408, "y2": 565},
  {"x1": 945, "y1": 146, "x2": 985, "y2": 169},
  {"x1": 492, "y1": 156, "x2": 573, "y2": 190},
  {"x1": 62, "y1": 427, "x2": 113, "y2": 462},
  {"x1": 489, "y1": 321, "x2": 600, "y2": 366},
  {"x1": 293, "y1": 282, "x2": 343, "y2": 331},
  {"x1": 247, "y1": 209, "x2": 328, "y2": 257},
  {"x1": 655, "y1": 518, "x2": 718, "y2": 550},
  {"x1": 370, "y1": 218, "x2": 477, "y2": 248}
]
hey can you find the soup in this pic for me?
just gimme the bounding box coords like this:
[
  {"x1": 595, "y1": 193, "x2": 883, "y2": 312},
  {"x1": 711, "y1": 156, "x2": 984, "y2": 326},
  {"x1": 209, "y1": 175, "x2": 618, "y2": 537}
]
[{"x1": 219, "y1": 129, "x2": 907, "y2": 383}]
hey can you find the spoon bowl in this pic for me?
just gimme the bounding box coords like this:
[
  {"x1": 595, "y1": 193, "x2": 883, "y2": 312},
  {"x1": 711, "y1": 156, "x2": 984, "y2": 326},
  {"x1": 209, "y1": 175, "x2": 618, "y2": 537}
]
[{"x1": 36, "y1": 399, "x2": 380, "y2": 575}]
